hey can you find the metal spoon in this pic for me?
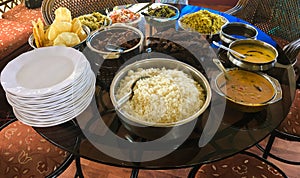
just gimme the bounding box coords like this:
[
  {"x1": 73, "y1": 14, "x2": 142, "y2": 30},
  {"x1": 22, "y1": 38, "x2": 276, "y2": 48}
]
[
  {"x1": 212, "y1": 41, "x2": 246, "y2": 59},
  {"x1": 116, "y1": 76, "x2": 150, "y2": 108},
  {"x1": 105, "y1": 44, "x2": 126, "y2": 53},
  {"x1": 213, "y1": 58, "x2": 230, "y2": 80}
]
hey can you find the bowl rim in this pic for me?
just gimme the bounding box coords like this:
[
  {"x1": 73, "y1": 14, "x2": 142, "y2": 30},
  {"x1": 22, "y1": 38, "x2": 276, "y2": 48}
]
[
  {"x1": 86, "y1": 23, "x2": 144, "y2": 56},
  {"x1": 109, "y1": 58, "x2": 212, "y2": 127},
  {"x1": 213, "y1": 68, "x2": 282, "y2": 107}
]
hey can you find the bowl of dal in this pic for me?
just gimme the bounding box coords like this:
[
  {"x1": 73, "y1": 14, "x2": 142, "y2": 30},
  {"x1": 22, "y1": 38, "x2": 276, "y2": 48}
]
[
  {"x1": 213, "y1": 68, "x2": 282, "y2": 112},
  {"x1": 227, "y1": 39, "x2": 278, "y2": 71}
]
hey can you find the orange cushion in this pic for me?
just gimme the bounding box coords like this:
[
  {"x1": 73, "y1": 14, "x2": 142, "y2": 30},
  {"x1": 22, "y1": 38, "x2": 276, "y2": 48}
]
[
  {"x1": 2, "y1": 4, "x2": 43, "y2": 26},
  {"x1": 197, "y1": 153, "x2": 284, "y2": 177},
  {"x1": 278, "y1": 89, "x2": 300, "y2": 136},
  {"x1": 0, "y1": 19, "x2": 32, "y2": 59},
  {"x1": 0, "y1": 120, "x2": 70, "y2": 177}
]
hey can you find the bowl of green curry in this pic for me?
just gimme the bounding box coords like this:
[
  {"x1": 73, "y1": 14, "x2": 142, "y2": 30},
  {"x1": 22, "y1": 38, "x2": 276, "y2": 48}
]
[{"x1": 142, "y1": 3, "x2": 180, "y2": 27}]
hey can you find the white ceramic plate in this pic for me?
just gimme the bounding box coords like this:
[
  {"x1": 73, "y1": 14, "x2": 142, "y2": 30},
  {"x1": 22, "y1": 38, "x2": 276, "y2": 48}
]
[{"x1": 1, "y1": 46, "x2": 89, "y2": 97}]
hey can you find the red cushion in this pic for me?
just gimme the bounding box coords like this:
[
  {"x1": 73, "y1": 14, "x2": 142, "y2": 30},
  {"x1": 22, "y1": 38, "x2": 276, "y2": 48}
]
[
  {"x1": 2, "y1": 4, "x2": 43, "y2": 26},
  {"x1": 0, "y1": 19, "x2": 32, "y2": 59},
  {"x1": 0, "y1": 120, "x2": 70, "y2": 177},
  {"x1": 278, "y1": 89, "x2": 300, "y2": 136}
]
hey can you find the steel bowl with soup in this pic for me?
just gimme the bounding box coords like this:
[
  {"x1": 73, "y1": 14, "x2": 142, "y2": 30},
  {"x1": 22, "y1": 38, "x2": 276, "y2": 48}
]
[
  {"x1": 213, "y1": 68, "x2": 282, "y2": 112},
  {"x1": 227, "y1": 39, "x2": 278, "y2": 71}
]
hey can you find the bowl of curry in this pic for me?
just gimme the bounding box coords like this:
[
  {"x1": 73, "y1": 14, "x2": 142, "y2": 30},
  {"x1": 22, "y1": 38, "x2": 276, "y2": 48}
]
[
  {"x1": 213, "y1": 68, "x2": 282, "y2": 112},
  {"x1": 227, "y1": 39, "x2": 278, "y2": 71}
]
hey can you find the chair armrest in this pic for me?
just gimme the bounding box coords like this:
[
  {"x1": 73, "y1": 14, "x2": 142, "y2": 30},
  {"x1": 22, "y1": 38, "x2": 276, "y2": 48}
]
[
  {"x1": 283, "y1": 38, "x2": 300, "y2": 65},
  {"x1": 224, "y1": 0, "x2": 248, "y2": 15},
  {"x1": 283, "y1": 38, "x2": 300, "y2": 86}
]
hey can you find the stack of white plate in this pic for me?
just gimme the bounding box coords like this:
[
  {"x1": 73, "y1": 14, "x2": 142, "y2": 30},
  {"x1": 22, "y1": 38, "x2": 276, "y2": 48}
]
[{"x1": 0, "y1": 46, "x2": 95, "y2": 127}]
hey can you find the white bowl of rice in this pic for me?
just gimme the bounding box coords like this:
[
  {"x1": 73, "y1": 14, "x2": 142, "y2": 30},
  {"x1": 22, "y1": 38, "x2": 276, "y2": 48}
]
[{"x1": 110, "y1": 58, "x2": 211, "y2": 139}]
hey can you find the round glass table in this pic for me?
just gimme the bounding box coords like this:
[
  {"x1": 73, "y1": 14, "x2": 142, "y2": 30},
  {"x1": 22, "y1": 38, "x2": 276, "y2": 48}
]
[{"x1": 34, "y1": 3, "x2": 296, "y2": 174}]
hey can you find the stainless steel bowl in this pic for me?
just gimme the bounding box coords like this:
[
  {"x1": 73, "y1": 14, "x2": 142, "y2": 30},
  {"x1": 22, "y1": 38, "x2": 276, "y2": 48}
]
[
  {"x1": 220, "y1": 22, "x2": 258, "y2": 45},
  {"x1": 110, "y1": 58, "x2": 212, "y2": 139},
  {"x1": 227, "y1": 39, "x2": 278, "y2": 71},
  {"x1": 143, "y1": 3, "x2": 180, "y2": 27},
  {"x1": 86, "y1": 24, "x2": 144, "y2": 59},
  {"x1": 28, "y1": 25, "x2": 90, "y2": 49},
  {"x1": 212, "y1": 68, "x2": 282, "y2": 112}
]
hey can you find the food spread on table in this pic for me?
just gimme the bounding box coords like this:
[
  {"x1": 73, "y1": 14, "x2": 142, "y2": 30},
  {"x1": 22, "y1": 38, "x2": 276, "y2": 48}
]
[
  {"x1": 77, "y1": 12, "x2": 111, "y2": 31},
  {"x1": 108, "y1": 9, "x2": 140, "y2": 23},
  {"x1": 179, "y1": 10, "x2": 227, "y2": 34},
  {"x1": 146, "y1": 5, "x2": 176, "y2": 18},
  {"x1": 32, "y1": 7, "x2": 87, "y2": 47}
]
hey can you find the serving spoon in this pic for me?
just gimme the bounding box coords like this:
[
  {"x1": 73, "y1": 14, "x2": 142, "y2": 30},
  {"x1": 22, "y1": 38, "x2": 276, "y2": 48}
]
[
  {"x1": 105, "y1": 44, "x2": 126, "y2": 53},
  {"x1": 116, "y1": 76, "x2": 150, "y2": 108},
  {"x1": 213, "y1": 58, "x2": 230, "y2": 80},
  {"x1": 212, "y1": 41, "x2": 246, "y2": 59}
]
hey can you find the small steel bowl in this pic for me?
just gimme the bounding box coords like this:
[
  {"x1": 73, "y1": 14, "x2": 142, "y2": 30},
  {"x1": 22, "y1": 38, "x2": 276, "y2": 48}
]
[
  {"x1": 86, "y1": 24, "x2": 144, "y2": 60},
  {"x1": 220, "y1": 22, "x2": 258, "y2": 45},
  {"x1": 110, "y1": 58, "x2": 212, "y2": 140},
  {"x1": 212, "y1": 68, "x2": 282, "y2": 112},
  {"x1": 143, "y1": 3, "x2": 180, "y2": 27},
  {"x1": 227, "y1": 39, "x2": 278, "y2": 71},
  {"x1": 28, "y1": 25, "x2": 90, "y2": 50}
]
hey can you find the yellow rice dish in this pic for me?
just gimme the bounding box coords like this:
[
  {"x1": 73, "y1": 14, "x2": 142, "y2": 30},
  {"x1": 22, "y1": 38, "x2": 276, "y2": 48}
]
[{"x1": 179, "y1": 10, "x2": 227, "y2": 34}]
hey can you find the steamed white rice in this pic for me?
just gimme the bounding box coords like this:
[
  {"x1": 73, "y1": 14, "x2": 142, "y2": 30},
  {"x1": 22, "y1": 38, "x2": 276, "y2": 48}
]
[{"x1": 116, "y1": 67, "x2": 206, "y2": 123}]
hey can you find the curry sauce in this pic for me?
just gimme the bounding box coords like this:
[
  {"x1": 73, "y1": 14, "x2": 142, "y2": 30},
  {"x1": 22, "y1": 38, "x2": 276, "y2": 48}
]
[
  {"x1": 231, "y1": 43, "x2": 276, "y2": 63},
  {"x1": 217, "y1": 70, "x2": 275, "y2": 104}
]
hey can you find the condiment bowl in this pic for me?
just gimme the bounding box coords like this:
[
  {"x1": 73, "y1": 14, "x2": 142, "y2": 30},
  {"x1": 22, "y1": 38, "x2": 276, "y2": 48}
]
[
  {"x1": 220, "y1": 22, "x2": 258, "y2": 45},
  {"x1": 143, "y1": 3, "x2": 180, "y2": 27},
  {"x1": 86, "y1": 24, "x2": 144, "y2": 60},
  {"x1": 227, "y1": 39, "x2": 278, "y2": 71}
]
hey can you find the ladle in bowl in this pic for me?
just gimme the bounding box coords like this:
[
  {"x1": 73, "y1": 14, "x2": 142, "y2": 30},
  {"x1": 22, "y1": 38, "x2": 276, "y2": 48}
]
[
  {"x1": 212, "y1": 41, "x2": 246, "y2": 59},
  {"x1": 116, "y1": 76, "x2": 150, "y2": 108},
  {"x1": 213, "y1": 58, "x2": 230, "y2": 80},
  {"x1": 105, "y1": 44, "x2": 126, "y2": 53}
]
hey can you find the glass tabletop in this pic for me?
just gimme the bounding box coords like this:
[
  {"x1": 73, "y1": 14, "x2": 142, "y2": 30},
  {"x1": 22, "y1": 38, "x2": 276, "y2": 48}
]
[{"x1": 34, "y1": 3, "x2": 296, "y2": 169}]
